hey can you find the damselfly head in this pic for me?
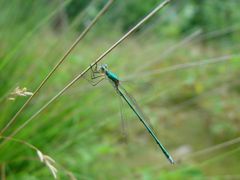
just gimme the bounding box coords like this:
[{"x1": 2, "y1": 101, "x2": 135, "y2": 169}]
[{"x1": 99, "y1": 64, "x2": 108, "y2": 73}]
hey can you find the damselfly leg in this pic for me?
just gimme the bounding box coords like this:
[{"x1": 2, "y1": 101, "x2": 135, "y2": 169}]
[{"x1": 85, "y1": 64, "x2": 105, "y2": 86}]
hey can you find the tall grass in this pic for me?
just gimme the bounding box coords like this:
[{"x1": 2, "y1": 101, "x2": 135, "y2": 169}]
[{"x1": 1, "y1": 0, "x2": 240, "y2": 179}]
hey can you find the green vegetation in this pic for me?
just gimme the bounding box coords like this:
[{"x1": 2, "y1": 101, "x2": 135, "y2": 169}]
[{"x1": 0, "y1": 0, "x2": 240, "y2": 179}]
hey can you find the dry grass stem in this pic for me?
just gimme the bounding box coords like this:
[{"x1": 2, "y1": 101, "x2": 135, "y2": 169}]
[
  {"x1": 0, "y1": 0, "x2": 114, "y2": 136},
  {"x1": 137, "y1": 135, "x2": 240, "y2": 176},
  {"x1": 0, "y1": 136, "x2": 59, "y2": 179},
  {"x1": 136, "y1": 29, "x2": 203, "y2": 72},
  {"x1": 2, "y1": 0, "x2": 172, "y2": 142},
  {"x1": 137, "y1": 24, "x2": 240, "y2": 73},
  {"x1": 126, "y1": 53, "x2": 240, "y2": 80},
  {"x1": 37, "y1": 150, "x2": 58, "y2": 179}
]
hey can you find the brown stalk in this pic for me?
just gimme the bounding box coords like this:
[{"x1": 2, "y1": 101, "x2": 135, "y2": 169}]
[
  {"x1": 0, "y1": 0, "x2": 172, "y2": 148},
  {"x1": 0, "y1": 0, "x2": 114, "y2": 135}
]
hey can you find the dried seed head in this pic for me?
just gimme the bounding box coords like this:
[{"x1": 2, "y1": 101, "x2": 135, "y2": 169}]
[
  {"x1": 8, "y1": 86, "x2": 33, "y2": 101},
  {"x1": 36, "y1": 150, "x2": 58, "y2": 179}
]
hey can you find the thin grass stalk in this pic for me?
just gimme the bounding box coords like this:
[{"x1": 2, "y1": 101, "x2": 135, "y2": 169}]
[
  {"x1": 0, "y1": 136, "x2": 60, "y2": 179},
  {"x1": 0, "y1": 136, "x2": 76, "y2": 179},
  {"x1": 70, "y1": 0, "x2": 99, "y2": 29},
  {"x1": 31, "y1": 52, "x2": 239, "y2": 147},
  {"x1": 0, "y1": 0, "x2": 114, "y2": 136},
  {"x1": 139, "y1": 135, "x2": 240, "y2": 176},
  {"x1": 126, "y1": 53, "x2": 240, "y2": 80},
  {"x1": 1, "y1": 0, "x2": 172, "y2": 142},
  {"x1": 136, "y1": 29, "x2": 203, "y2": 72},
  {"x1": 185, "y1": 137, "x2": 240, "y2": 160},
  {"x1": 178, "y1": 147, "x2": 240, "y2": 173},
  {"x1": 172, "y1": 77, "x2": 240, "y2": 108},
  {"x1": 152, "y1": 147, "x2": 240, "y2": 180},
  {"x1": 137, "y1": 24, "x2": 240, "y2": 72},
  {"x1": 20, "y1": 1, "x2": 99, "y2": 87}
]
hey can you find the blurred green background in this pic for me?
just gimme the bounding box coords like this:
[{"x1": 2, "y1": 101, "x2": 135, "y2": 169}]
[{"x1": 1, "y1": 0, "x2": 240, "y2": 179}]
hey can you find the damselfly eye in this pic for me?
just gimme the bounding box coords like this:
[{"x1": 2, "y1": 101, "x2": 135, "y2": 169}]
[
  {"x1": 102, "y1": 64, "x2": 108, "y2": 69},
  {"x1": 99, "y1": 64, "x2": 108, "y2": 72}
]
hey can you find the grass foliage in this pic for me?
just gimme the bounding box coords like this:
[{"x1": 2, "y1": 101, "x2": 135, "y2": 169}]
[{"x1": 0, "y1": 0, "x2": 240, "y2": 179}]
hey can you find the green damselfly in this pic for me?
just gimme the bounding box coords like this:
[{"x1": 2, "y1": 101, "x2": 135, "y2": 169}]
[{"x1": 89, "y1": 64, "x2": 174, "y2": 164}]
